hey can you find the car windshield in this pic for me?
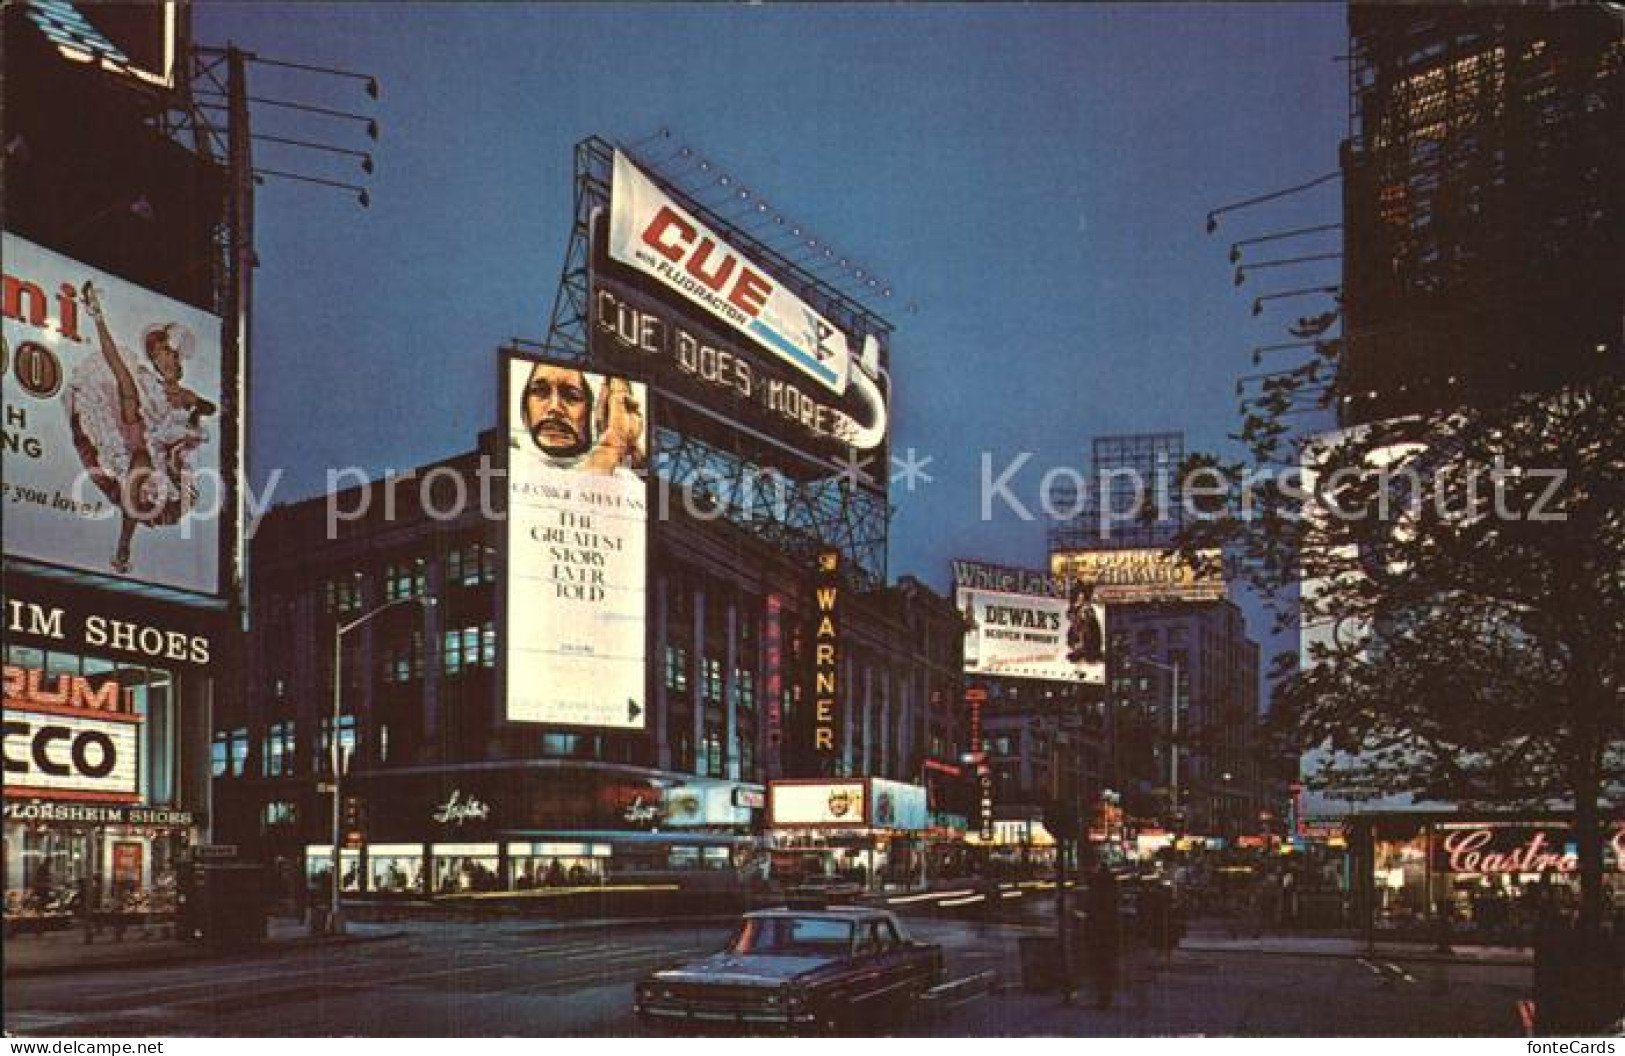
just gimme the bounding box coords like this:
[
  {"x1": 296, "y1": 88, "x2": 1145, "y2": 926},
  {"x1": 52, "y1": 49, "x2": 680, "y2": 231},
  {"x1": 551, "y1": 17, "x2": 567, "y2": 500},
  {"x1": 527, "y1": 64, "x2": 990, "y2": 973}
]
[{"x1": 728, "y1": 916, "x2": 854, "y2": 957}]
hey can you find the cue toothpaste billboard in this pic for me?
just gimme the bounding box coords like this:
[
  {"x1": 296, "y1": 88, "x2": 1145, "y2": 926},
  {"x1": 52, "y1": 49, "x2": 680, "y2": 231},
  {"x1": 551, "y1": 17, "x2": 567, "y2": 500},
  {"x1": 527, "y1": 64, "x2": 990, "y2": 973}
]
[
  {"x1": 2, "y1": 234, "x2": 223, "y2": 594},
  {"x1": 610, "y1": 150, "x2": 856, "y2": 396},
  {"x1": 954, "y1": 560, "x2": 1104, "y2": 683},
  {"x1": 3, "y1": 664, "x2": 142, "y2": 803},
  {"x1": 504, "y1": 354, "x2": 648, "y2": 729}
]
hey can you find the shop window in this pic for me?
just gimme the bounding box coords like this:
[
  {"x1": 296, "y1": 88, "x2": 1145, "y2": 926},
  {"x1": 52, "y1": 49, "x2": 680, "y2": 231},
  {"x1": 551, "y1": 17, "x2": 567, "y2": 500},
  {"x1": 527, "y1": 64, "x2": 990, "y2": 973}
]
[
  {"x1": 430, "y1": 848, "x2": 500, "y2": 894},
  {"x1": 263, "y1": 721, "x2": 296, "y2": 777},
  {"x1": 368, "y1": 845, "x2": 425, "y2": 893}
]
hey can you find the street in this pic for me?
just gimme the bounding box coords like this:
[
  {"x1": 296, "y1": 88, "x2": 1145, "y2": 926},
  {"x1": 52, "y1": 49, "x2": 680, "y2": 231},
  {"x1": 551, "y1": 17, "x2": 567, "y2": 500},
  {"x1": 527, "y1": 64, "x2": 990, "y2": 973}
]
[{"x1": 4, "y1": 912, "x2": 1530, "y2": 1037}]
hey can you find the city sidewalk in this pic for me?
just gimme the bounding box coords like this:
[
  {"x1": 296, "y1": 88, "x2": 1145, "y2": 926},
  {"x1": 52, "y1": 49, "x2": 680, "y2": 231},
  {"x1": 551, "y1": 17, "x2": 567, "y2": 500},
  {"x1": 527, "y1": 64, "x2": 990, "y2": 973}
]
[
  {"x1": 3, "y1": 916, "x2": 406, "y2": 979},
  {"x1": 1179, "y1": 923, "x2": 1533, "y2": 966}
]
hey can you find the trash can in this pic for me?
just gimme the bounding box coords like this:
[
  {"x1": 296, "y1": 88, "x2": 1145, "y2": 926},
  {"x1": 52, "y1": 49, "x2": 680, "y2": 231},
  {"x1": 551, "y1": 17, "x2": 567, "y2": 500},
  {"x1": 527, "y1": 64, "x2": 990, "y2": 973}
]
[{"x1": 1019, "y1": 936, "x2": 1062, "y2": 992}]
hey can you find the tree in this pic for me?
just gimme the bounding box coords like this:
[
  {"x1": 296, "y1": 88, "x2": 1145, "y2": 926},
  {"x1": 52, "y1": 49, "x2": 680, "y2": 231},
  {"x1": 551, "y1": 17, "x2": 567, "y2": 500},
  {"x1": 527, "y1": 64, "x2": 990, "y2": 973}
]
[{"x1": 1175, "y1": 357, "x2": 1624, "y2": 939}]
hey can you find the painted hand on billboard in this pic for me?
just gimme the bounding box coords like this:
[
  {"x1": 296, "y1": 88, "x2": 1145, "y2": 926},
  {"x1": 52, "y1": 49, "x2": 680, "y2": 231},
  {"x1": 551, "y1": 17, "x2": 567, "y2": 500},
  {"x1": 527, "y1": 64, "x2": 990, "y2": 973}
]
[{"x1": 582, "y1": 376, "x2": 646, "y2": 476}]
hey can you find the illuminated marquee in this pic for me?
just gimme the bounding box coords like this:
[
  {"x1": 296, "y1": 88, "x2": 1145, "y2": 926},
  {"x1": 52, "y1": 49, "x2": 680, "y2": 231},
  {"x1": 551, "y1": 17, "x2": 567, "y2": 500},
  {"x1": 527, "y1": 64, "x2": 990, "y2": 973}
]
[{"x1": 3, "y1": 664, "x2": 142, "y2": 803}]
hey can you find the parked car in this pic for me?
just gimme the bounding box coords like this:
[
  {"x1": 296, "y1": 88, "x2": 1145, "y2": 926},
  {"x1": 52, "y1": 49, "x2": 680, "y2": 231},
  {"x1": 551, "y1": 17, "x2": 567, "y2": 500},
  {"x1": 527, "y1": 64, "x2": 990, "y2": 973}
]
[{"x1": 634, "y1": 906, "x2": 944, "y2": 1034}]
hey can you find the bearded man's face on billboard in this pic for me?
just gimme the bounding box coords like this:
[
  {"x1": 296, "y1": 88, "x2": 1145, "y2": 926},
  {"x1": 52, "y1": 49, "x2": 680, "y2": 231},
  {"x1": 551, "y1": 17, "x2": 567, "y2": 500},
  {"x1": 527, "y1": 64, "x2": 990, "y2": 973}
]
[{"x1": 523, "y1": 362, "x2": 592, "y2": 460}]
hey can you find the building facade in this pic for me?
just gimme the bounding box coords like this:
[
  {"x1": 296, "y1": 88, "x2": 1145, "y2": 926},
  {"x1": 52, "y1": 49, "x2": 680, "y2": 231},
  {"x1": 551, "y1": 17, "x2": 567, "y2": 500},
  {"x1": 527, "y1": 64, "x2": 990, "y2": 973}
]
[
  {"x1": 1104, "y1": 601, "x2": 1267, "y2": 843},
  {"x1": 212, "y1": 436, "x2": 966, "y2": 897},
  {"x1": 4, "y1": 5, "x2": 241, "y2": 928}
]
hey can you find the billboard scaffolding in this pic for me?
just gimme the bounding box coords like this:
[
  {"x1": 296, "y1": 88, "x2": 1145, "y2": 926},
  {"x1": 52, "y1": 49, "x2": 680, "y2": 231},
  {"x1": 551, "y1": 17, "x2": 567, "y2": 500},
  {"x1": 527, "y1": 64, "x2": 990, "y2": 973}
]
[{"x1": 538, "y1": 136, "x2": 892, "y2": 591}]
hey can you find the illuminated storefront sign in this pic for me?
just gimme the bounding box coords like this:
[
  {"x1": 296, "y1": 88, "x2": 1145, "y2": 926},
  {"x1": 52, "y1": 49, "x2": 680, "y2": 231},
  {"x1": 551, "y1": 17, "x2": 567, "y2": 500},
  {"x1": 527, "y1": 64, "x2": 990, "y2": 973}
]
[
  {"x1": 3, "y1": 665, "x2": 142, "y2": 803},
  {"x1": 1049, "y1": 547, "x2": 1226, "y2": 604},
  {"x1": 811, "y1": 550, "x2": 841, "y2": 756},
  {"x1": 2, "y1": 234, "x2": 224, "y2": 594},
  {"x1": 1, "y1": 801, "x2": 194, "y2": 826},
  {"x1": 503, "y1": 354, "x2": 648, "y2": 728},
  {"x1": 1435, "y1": 823, "x2": 1625, "y2": 875}
]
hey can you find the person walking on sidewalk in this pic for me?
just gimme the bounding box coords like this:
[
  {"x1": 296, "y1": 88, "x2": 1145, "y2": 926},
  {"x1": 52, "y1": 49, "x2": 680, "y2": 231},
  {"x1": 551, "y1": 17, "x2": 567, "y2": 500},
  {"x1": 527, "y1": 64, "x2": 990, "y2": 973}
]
[{"x1": 1084, "y1": 863, "x2": 1122, "y2": 1009}]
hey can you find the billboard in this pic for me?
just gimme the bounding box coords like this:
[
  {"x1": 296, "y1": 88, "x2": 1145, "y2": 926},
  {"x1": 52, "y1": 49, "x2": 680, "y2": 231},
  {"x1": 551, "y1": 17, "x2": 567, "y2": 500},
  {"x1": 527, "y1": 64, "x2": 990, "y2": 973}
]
[
  {"x1": 25, "y1": 1, "x2": 181, "y2": 90},
  {"x1": 869, "y1": 778, "x2": 928, "y2": 832},
  {"x1": 1048, "y1": 547, "x2": 1226, "y2": 604},
  {"x1": 2, "y1": 234, "x2": 223, "y2": 594},
  {"x1": 768, "y1": 779, "x2": 867, "y2": 827},
  {"x1": 503, "y1": 354, "x2": 648, "y2": 728},
  {"x1": 596, "y1": 152, "x2": 889, "y2": 465},
  {"x1": 954, "y1": 560, "x2": 1104, "y2": 683}
]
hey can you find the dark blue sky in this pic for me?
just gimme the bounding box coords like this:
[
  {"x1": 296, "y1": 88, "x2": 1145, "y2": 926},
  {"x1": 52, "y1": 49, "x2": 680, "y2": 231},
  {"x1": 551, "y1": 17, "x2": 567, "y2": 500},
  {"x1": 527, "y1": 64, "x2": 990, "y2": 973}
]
[{"x1": 199, "y1": 3, "x2": 1345, "y2": 636}]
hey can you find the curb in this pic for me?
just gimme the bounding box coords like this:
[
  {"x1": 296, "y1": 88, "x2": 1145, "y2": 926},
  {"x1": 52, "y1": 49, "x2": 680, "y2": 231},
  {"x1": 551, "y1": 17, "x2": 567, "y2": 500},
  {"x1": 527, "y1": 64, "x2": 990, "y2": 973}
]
[{"x1": 3, "y1": 929, "x2": 409, "y2": 980}]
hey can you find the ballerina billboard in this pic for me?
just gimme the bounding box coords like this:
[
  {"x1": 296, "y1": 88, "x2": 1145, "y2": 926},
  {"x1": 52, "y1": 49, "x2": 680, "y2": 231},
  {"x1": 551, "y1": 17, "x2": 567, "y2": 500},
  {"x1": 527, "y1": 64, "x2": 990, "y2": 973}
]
[{"x1": 1, "y1": 234, "x2": 222, "y2": 595}]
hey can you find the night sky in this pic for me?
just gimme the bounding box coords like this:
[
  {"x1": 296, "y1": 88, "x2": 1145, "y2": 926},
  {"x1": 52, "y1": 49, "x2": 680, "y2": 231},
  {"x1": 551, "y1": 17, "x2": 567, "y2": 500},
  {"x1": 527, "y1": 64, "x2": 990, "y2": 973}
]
[{"x1": 196, "y1": 3, "x2": 1347, "y2": 667}]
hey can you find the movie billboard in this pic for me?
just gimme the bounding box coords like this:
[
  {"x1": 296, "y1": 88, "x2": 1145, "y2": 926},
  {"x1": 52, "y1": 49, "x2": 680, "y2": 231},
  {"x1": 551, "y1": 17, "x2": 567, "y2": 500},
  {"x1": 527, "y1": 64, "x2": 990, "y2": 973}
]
[
  {"x1": 504, "y1": 354, "x2": 648, "y2": 729},
  {"x1": 2, "y1": 234, "x2": 222, "y2": 595},
  {"x1": 1048, "y1": 547, "x2": 1226, "y2": 604},
  {"x1": 596, "y1": 152, "x2": 889, "y2": 468},
  {"x1": 953, "y1": 560, "x2": 1104, "y2": 683}
]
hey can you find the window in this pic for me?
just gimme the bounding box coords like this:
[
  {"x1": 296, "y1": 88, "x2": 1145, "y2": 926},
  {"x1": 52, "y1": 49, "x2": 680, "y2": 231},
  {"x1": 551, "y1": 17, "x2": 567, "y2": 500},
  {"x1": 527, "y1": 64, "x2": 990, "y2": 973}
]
[
  {"x1": 443, "y1": 622, "x2": 495, "y2": 676},
  {"x1": 211, "y1": 728, "x2": 249, "y2": 778},
  {"x1": 731, "y1": 669, "x2": 755, "y2": 714},
  {"x1": 324, "y1": 574, "x2": 363, "y2": 615},
  {"x1": 384, "y1": 558, "x2": 427, "y2": 601},
  {"x1": 318, "y1": 714, "x2": 358, "y2": 775},
  {"x1": 702, "y1": 657, "x2": 723, "y2": 705},
  {"x1": 262, "y1": 801, "x2": 297, "y2": 827},
  {"x1": 381, "y1": 631, "x2": 426, "y2": 684},
  {"x1": 445, "y1": 543, "x2": 497, "y2": 588},
  {"x1": 665, "y1": 645, "x2": 689, "y2": 693},
  {"x1": 263, "y1": 721, "x2": 296, "y2": 777}
]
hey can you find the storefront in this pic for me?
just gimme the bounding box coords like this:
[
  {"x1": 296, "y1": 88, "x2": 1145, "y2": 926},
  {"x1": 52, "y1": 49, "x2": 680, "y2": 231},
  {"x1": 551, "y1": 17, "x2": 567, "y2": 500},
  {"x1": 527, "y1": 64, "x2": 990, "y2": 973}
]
[
  {"x1": 767, "y1": 777, "x2": 929, "y2": 890},
  {"x1": 303, "y1": 762, "x2": 762, "y2": 896},
  {"x1": 1354, "y1": 813, "x2": 1625, "y2": 938},
  {"x1": 3, "y1": 577, "x2": 219, "y2": 933}
]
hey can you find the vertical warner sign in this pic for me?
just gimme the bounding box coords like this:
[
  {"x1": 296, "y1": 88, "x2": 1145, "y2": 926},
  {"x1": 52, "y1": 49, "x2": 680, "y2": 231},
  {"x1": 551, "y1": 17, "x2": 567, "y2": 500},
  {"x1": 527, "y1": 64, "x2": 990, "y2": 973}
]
[
  {"x1": 504, "y1": 355, "x2": 648, "y2": 728},
  {"x1": 811, "y1": 550, "x2": 841, "y2": 758}
]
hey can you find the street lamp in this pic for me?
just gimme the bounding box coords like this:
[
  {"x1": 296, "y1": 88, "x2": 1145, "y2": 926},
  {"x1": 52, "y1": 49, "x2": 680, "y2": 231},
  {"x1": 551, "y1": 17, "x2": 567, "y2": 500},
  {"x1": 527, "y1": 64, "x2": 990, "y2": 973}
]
[
  {"x1": 327, "y1": 594, "x2": 433, "y2": 936},
  {"x1": 1124, "y1": 656, "x2": 1183, "y2": 834}
]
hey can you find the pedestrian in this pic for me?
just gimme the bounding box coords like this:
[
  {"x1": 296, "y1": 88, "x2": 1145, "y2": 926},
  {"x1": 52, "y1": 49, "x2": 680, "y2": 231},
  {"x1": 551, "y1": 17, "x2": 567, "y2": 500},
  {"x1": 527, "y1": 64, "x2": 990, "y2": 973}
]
[{"x1": 1084, "y1": 862, "x2": 1122, "y2": 1009}]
